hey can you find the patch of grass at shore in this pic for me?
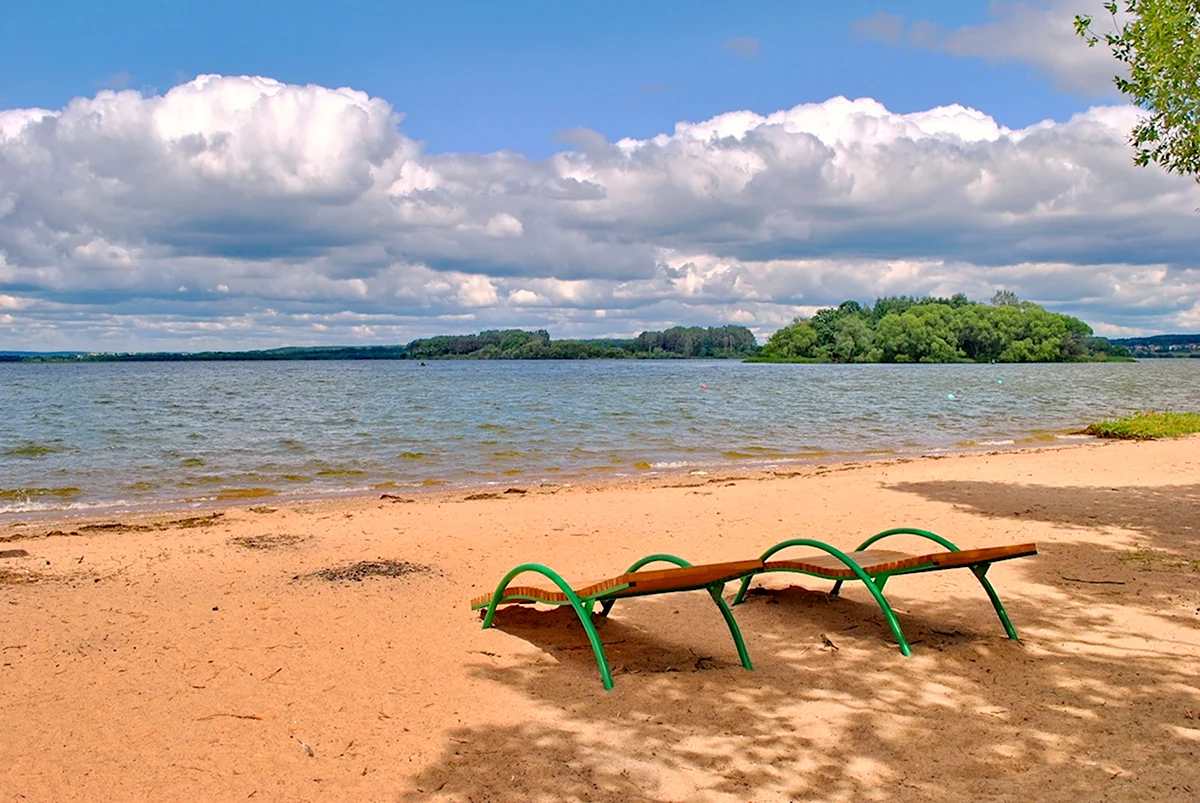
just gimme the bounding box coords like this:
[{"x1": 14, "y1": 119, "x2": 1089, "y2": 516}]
[
  {"x1": 1119, "y1": 548, "x2": 1200, "y2": 572},
  {"x1": 1085, "y1": 411, "x2": 1200, "y2": 440}
]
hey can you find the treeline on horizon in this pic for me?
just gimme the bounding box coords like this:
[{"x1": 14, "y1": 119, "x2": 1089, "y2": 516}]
[
  {"x1": 751, "y1": 292, "x2": 1132, "y2": 363},
  {"x1": 405, "y1": 325, "x2": 759, "y2": 359},
  {"x1": 2, "y1": 293, "x2": 1144, "y2": 364},
  {"x1": 3, "y1": 325, "x2": 761, "y2": 362}
]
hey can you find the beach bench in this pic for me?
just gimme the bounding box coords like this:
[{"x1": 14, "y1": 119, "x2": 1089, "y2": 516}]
[
  {"x1": 731, "y1": 528, "x2": 1037, "y2": 656},
  {"x1": 471, "y1": 555, "x2": 763, "y2": 689}
]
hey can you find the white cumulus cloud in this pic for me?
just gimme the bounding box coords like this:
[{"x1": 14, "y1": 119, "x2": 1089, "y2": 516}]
[{"x1": 0, "y1": 74, "x2": 1198, "y2": 350}]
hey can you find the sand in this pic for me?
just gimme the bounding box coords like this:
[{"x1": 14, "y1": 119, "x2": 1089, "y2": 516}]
[{"x1": 1, "y1": 437, "x2": 1198, "y2": 802}]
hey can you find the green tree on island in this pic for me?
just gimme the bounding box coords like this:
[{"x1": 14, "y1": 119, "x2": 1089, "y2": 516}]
[
  {"x1": 1076, "y1": 1, "x2": 1200, "y2": 181},
  {"x1": 754, "y1": 294, "x2": 1128, "y2": 363}
]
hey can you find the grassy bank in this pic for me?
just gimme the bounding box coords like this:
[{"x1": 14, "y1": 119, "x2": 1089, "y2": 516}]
[{"x1": 1085, "y1": 411, "x2": 1200, "y2": 440}]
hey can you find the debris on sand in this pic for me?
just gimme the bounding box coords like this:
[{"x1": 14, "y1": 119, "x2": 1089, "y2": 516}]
[
  {"x1": 229, "y1": 534, "x2": 308, "y2": 551},
  {"x1": 2, "y1": 513, "x2": 225, "y2": 543},
  {"x1": 296, "y1": 560, "x2": 432, "y2": 583}
]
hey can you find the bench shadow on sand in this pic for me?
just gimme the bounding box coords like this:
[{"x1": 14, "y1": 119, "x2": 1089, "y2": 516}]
[{"x1": 406, "y1": 481, "x2": 1200, "y2": 801}]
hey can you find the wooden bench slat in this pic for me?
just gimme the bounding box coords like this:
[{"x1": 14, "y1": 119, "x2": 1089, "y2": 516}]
[
  {"x1": 470, "y1": 559, "x2": 763, "y2": 609},
  {"x1": 765, "y1": 543, "x2": 1039, "y2": 579},
  {"x1": 612, "y1": 559, "x2": 764, "y2": 596}
]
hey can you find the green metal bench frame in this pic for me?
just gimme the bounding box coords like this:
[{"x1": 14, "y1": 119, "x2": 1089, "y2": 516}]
[
  {"x1": 473, "y1": 553, "x2": 758, "y2": 690},
  {"x1": 731, "y1": 528, "x2": 1035, "y2": 656}
]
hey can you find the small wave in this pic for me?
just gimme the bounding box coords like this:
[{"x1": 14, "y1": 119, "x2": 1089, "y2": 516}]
[
  {"x1": 215, "y1": 488, "x2": 277, "y2": 500},
  {"x1": 0, "y1": 498, "x2": 133, "y2": 515},
  {"x1": 182, "y1": 473, "x2": 273, "y2": 487},
  {"x1": 4, "y1": 443, "x2": 56, "y2": 458},
  {"x1": 0, "y1": 486, "x2": 82, "y2": 501},
  {"x1": 180, "y1": 457, "x2": 205, "y2": 467},
  {"x1": 1054, "y1": 433, "x2": 1092, "y2": 440},
  {"x1": 315, "y1": 468, "x2": 367, "y2": 477},
  {"x1": 722, "y1": 446, "x2": 785, "y2": 457},
  {"x1": 398, "y1": 452, "x2": 427, "y2": 460}
]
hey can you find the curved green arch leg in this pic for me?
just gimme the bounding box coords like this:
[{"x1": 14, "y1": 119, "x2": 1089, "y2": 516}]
[
  {"x1": 480, "y1": 563, "x2": 615, "y2": 690},
  {"x1": 709, "y1": 585, "x2": 753, "y2": 669},
  {"x1": 858, "y1": 528, "x2": 1021, "y2": 641},
  {"x1": 854, "y1": 527, "x2": 961, "y2": 553},
  {"x1": 834, "y1": 529, "x2": 957, "y2": 597},
  {"x1": 732, "y1": 574, "x2": 754, "y2": 606},
  {"x1": 972, "y1": 565, "x2": 1020, "y2": 640},
  {"x1": 599, "y1": 553, "x2": 693, "y2": 618},
  {"x1": 730, "y1": 538, "x2": 912, "y2": 656},
  {"x1": 625, "y1": 553, "x2": 693, "y2": 572},
  {"x1": 596, "y1": 554, "x2": 754, "y2": 670}
]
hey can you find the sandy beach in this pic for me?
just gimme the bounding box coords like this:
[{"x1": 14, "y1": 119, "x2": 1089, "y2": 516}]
[{"x1": 2, "y1": 437, "x2": 1198, "y2": 802}]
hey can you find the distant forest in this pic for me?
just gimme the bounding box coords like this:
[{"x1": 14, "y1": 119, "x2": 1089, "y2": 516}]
[
  {"x1": 3, "y1": 325, "x2": 761, "y2": 362},
  {"x1": 750, "y1": 293, "x2": 1133, "y2": 363},
  {"x1": 2, "y1": 294, "x2": 1155, "y2": 364},
  {"x1": 406, "y1": 325, "x2": 758, "y2": 359}
]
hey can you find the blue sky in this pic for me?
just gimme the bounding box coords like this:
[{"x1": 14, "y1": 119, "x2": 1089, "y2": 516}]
[
  {"x1": 2, "y1": 1, "x2": 1095, "y2": 156},
  {"x1": 1, "y1": 1, "x2": 1198, "y2": 350}
]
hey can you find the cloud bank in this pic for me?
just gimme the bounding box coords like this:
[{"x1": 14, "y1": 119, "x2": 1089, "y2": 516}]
[{"x1": 1, "y1": 73, "x2": 1198, "y2": 350}]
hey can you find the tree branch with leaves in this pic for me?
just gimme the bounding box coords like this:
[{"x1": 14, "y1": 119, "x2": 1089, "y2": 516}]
[{"x1": 1075, "y1": 1, "x2": 1200, "y2": 181}]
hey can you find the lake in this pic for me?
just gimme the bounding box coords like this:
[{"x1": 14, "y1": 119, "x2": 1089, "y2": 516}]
[{"x1": 2, "y1": 359, "x2": 1197, "y2": 516}]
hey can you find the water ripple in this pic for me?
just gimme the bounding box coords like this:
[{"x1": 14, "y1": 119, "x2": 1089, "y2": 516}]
[{"x1": 1, "y1": 359, "x2": 1197, "y2": 514}]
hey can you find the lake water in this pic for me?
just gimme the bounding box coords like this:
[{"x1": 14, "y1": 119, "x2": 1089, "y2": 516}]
[{"x1": 2, "y1": 359, "x2": 1198, "y2": 516}]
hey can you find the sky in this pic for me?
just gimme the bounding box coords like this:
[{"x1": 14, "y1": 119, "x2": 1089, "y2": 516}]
[{"x1": 1, "y1": 0, "x2": 1198, "y2": 351}]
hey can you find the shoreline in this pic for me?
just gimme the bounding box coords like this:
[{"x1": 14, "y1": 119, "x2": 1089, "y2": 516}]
[
  {"x1": 0, "y1": 427, "x2": 1100, "y2": 525},
  {"x1": 0, "y1": 429, "x2": 1104, "y2": 528}
]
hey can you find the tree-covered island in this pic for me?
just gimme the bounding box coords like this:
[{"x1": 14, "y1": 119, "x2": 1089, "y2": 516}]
[{"x1": 748, "y1": 293, "x2": 1132, "y2": 363}]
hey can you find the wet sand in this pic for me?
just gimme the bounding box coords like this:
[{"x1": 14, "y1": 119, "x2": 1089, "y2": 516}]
[{"x1": 2, "y1": 437, "x2": 1198, "y2": 801}]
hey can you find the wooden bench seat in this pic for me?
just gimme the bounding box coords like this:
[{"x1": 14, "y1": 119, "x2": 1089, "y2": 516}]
[
  {"x1": 473, "y1": 555, "x2": 762, "y2": 689},
  {"x1": 470, "y1": 559, "x2": 763, "y2": 609},
  {"x1": 473, "y1": 529, "x2": 1039, "y2": 687},
  {"x1": 733, "y1": 528, "x2": 1038, "y2": 657},
  {"x1": 764, "y1": 543, "x2": 1038, "y2": 579}
]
